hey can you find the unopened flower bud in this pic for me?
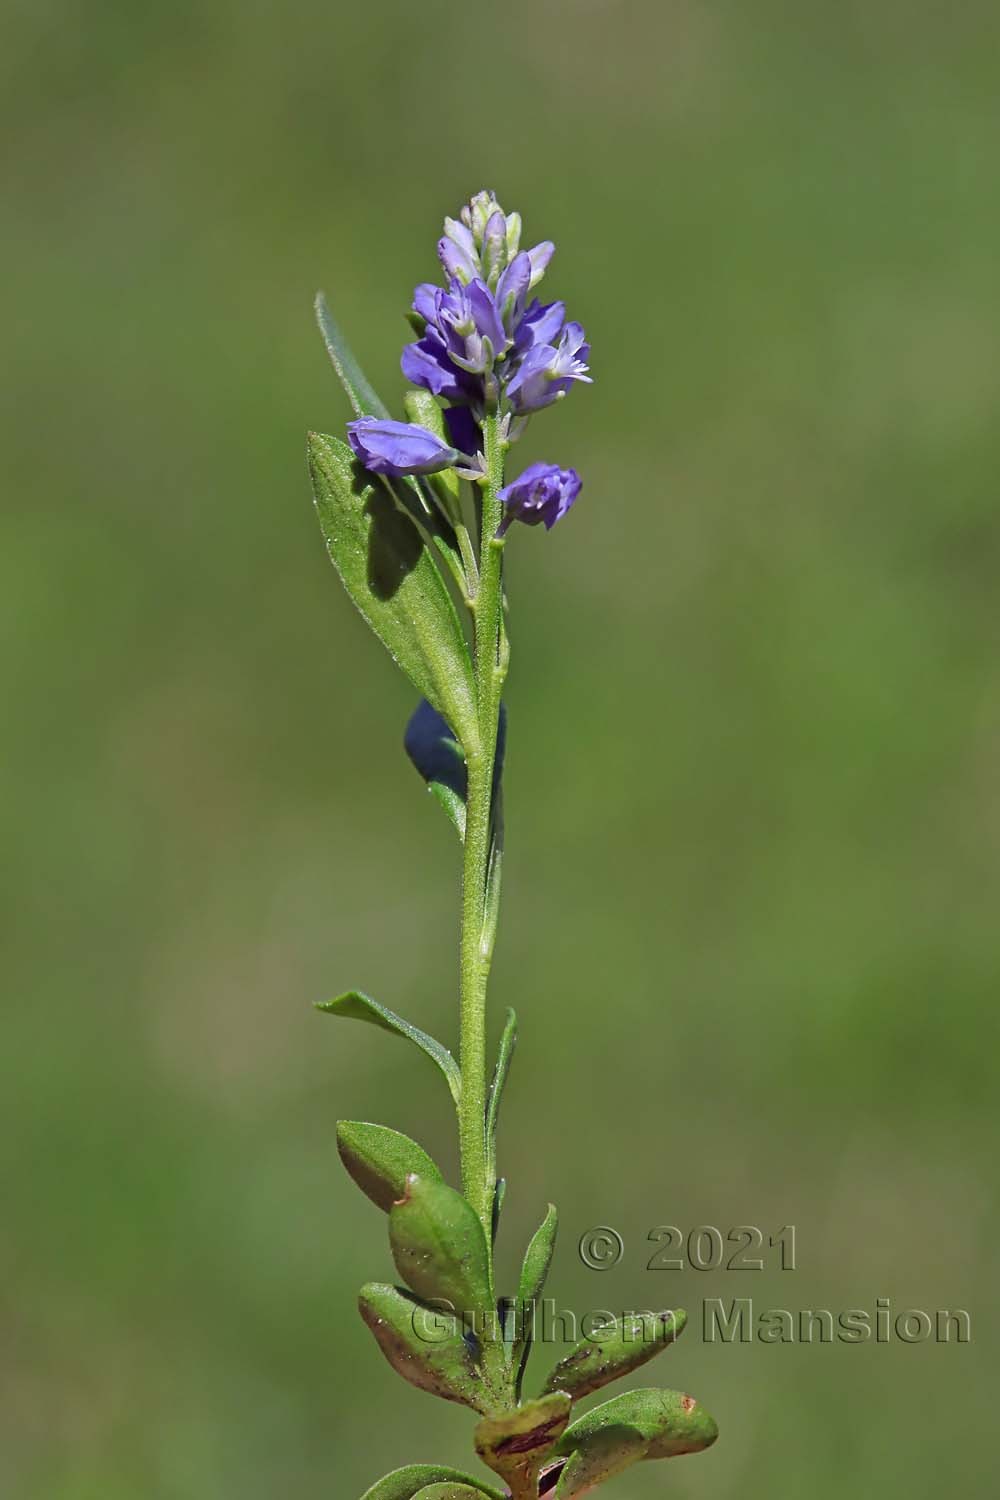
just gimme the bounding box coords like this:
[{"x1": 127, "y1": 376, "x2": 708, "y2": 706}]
[
  {"x1": 497, "y1": 462, "x2": 582, "y2": 533},
  {"x1": 347, "y1": 418, "x2": 460, "y2": 476}
]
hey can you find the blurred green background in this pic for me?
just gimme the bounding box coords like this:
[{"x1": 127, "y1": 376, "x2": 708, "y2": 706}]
[{"x1": 3, "y1": 1, "x2": 998, "y2": 1496}]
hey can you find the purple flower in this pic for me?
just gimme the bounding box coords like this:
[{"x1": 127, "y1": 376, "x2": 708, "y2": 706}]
[
  {"x1": 495, "y1": 252, "x2": 532, "y2": 338},
  {"x1": 513, "y1": 298, "x2": 566, "y2": 355},
  {"x1": 411, "y1": 282, "x2": 439, "y2": 326},
  {"x1": 402, "y1": 326, "x2": 478, "y2": 403},
  {"x1": 403, "y1": 277, "x2": 508, "y2": 393},
  {"x1": 459, "y1": 280, "x2": 506, "y2": 367},
  {"x1": 496, "y1": 463, "x2": 582, "y2": 533},
  {"x1": 347, "y1": 418, "x2": 460, "y2": 476},
  {"x1": 506, "y1": 322, "x2": 592, "y2": 413}
]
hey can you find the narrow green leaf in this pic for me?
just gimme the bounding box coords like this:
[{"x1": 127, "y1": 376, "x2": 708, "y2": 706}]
[
  {"x1": 475, "y1": 1392, "x2": 571, "y2": 1494},
  {"x1": 551, "y1": 1388, "x2": 719, "y2": 1498},
  {"x1": 512, "y1": 1202, "x2": 559, "y2": 1389},
  {"x1": 485, "y1": 1008, "x2": 516, "y2": 1179},
  {"x1": 490, "y1": 1177, "x2": 506, "y2": 1246},
  {"x1": 358, "y1": 1283, "x2": 500, "y2": 1414},
  {"x1": 481, "y1": 822, "x2": 502, "y2": 957},
  {"x1": 389, "y1": 1175, "x2": 492, "y2": 1316},
  {"x1": 336, "y1": 1121, "x2": 443, "y2": 1213},
  {"x1": 518, "y1": 1203, "x2": 558, "y2": 1306},
  {"x1": 539, "y1": 1308, "x2": 687, "y2": 1402},
  {"x1": 314, "y1": 292, "x2": 390, "y2": 419},
  {"x1": 360, "y1": 1465, "x2": 504, "y2": 1500},
  {"x1": 308, "y1": 432, "x2": 477, "y2": 751},
  {"x1": 428, "y1": 782, "x2": 466, "y2": 839},
  {"x1": 318, "y1": 991, "x2": 461, "y2": 1106}
]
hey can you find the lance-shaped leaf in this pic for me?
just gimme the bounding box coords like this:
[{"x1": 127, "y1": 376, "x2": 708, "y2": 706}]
[
  {"x1": 511, "y1": 1203, "x2": 558, "y2": 1387},
  {"x1": 315, "y1": 293, "x2": 391, "y2": 420},
  {"x1": 337, "y1": 1121, "x2": 443, "y2": 1213},
  {"x1": 491, "y1": 1177, "x2": 506, "y2": 1247},
  {"x1": 539, "y1": 1307, "x2": 687, "y2": 1402},
  {"x1": 360, "y1": 1465, "x2": 504, "y2": 1500},
  {"x1": 518, "y1": 1206, "x2": 558, "y2": 1307},
  {"x1": 550, "y1": 1388, "x2": 719, "y2": 1498},
  {"x1": 317, "y1": 991, "x2": 461, "y2": 1106},
  {"x1": 485, "y1": 1008, "x2": 516, "y2": 1182},
  {"x1": 358, "y1": 1283, "x2": 499, "y2": 1413},
  {"x1": 308, "y1": 432, "x2": 477, "y2": 751},
  {"x1": 475, "y1": 1392, "x2": 571, "y2": 1495},
  {"x1": 390, "y1": 1175, "x2": 492, "y2": 1316}
]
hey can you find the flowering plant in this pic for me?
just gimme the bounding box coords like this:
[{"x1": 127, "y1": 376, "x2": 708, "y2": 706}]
[{"x1": 307, "y1": 191, "x2": 718, "y2": 1500}]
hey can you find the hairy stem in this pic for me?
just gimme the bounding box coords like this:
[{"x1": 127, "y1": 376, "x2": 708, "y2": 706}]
[{"x1": 458, "y1": 413, "x2": 507, "y2": 1239}]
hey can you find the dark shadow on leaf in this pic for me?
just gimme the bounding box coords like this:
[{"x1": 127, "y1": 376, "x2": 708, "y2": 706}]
[
  {"x1": 359, "y1": 470, "x2": 424, "y2": 602},
  {"x1": 350, "y1": 457, "x2": 460, "y2": 605},
  {"x1": 391, "y1": 473, "x2": 461, "y2": 556}
]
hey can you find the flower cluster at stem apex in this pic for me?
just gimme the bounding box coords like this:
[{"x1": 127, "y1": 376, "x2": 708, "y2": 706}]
[{"x1": 346, "y1": 189, "x2": 588, "y2": 533}]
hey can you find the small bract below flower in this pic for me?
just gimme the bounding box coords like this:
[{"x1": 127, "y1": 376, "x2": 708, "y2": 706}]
[
  {"x1": 497, "y1": 462, "x2": 582, "y2": 534},
  {"x1": 347, "y1": 417, "x2": 459, "y2": 476}
]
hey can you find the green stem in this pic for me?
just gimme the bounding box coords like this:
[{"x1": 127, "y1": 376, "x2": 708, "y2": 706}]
[{"x1": 458, "y1": 413, "x2": 508, "y2": 1238}]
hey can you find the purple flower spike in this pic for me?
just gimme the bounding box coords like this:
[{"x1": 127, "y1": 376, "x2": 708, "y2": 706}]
[
  {"x1": 395, "y1": 192, "x2": 591, "y2": 429},
  {"x1": 347, "y1": 418, "x2": 460, "y2": 476},
  {"x1": 497, "y1": 462, "x2": 582, "y2": 533}
]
